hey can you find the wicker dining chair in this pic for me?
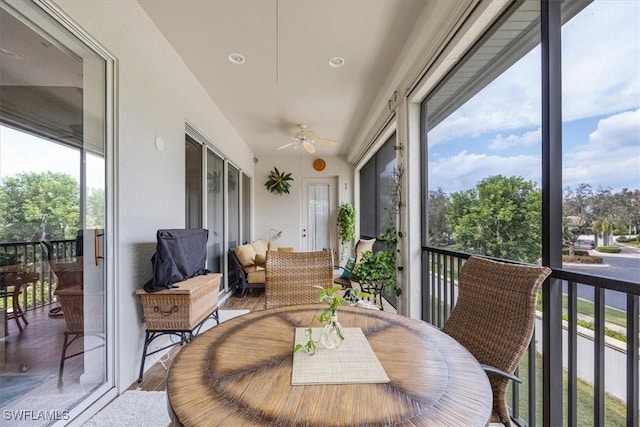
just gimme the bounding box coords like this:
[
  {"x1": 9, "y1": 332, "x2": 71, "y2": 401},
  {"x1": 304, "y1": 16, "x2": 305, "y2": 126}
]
[
  {"x1": 265, "y1": 250, "x2": 334, "y2": 309},
  {"x1": 442, "y1": 256, "x2": 551, "y2": 427}
]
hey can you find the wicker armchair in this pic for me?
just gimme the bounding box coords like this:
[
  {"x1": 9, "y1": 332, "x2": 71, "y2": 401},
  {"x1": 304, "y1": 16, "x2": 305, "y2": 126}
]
[
  {"x1": 442, "y1": 256, "x2": 551, "y2": 427},
  {"x1": 45, "y1": 254, "x2": 105, "y2": 384},
  {"x1": 265, "y1": 250, "x2": 334, "y2": 309}
]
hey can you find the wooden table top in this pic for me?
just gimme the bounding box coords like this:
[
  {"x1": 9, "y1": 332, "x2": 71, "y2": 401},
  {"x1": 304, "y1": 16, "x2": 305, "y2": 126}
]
[{"x1": 167, "y1": 304, "x2": 492, "y2": 427}]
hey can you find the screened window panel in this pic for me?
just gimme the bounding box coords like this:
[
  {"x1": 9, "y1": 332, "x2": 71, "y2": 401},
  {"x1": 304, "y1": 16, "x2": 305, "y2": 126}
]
[
  {"x1": 376, "y1": 135, "x2": 397, "y2": 233},
  {"x1": 359, "y1": 160, "x2": 376, "y2": 238},
  {"x1": 359, "y1": 133, "x2": 397, "y2": 239}
]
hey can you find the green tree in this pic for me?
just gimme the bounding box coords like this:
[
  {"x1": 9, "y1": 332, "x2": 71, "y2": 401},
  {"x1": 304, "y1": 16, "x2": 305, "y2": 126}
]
[
  {"x1": 614, "y1": 188, "x2": 640, "y2": 237},
  {"x1": 86, "y1": 188, "x2": 105, "y2": 229},
  {"x1": 428, "y1": 187, "x2": 450, "y2": 246},
  {"x1": 563, "y1": 183, "x2": 595, "y2": 254},
  {"x1": 446, "y1": 175, "x2": 542, "y2": 263},
  {"x1": 0, "y1": 171, "x2": 79, "y2": 242}
]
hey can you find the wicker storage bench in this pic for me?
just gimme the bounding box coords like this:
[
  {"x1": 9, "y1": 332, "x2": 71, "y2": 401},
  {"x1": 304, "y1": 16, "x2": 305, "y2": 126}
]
[
  {"x1": 136, "y1": 273, "x2": 221, "y2": 381},
  {"x1": 136, "y1": 273, "x2": 221, "y2": 330}
]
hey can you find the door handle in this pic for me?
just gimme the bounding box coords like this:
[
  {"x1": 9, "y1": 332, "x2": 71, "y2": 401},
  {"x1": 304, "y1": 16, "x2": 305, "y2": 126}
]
[{"x1": 95, "y1": 228, "x2": 104, "y2": 266}]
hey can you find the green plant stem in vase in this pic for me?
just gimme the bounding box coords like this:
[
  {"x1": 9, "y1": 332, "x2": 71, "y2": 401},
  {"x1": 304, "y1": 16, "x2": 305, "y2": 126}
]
[
  {"x1": 293, "y1": 286, "x2": 370, "y2": 355},
  {"x1": 320, "y1": 313, "x2": 344, "y2": 349}
]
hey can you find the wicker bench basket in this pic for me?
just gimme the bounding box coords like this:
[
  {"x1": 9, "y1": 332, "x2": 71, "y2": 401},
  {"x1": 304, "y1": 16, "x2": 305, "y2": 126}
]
[{"x1": 136, "y1": 273, "x2": 221, "y2": 331}]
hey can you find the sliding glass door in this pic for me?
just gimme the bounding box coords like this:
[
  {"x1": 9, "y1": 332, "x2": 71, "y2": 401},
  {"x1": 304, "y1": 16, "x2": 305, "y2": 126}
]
[
  {"x1": 0, "y1": 0, "x2": 112, "y2": 422},
  {"x1": 185, "y1": 130, "x2": 251, "y2": 294}
]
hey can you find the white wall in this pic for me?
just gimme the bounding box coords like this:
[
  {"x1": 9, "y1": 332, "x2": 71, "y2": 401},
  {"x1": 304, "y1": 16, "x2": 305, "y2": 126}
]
[
  {"x1": 54, "y1": 0, "x2": 255, "y2": 390},
  {"x1": 254, "y1": 154, "x2": 352, "y2": 256}
]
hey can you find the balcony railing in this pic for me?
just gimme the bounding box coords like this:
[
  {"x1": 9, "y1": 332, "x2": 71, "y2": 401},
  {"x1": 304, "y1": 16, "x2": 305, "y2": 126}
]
[
  {"x1": 423, "y1": 246, "x2": 639, "y2": 426},
  {"x1": 1, "y1": 239, "x2": 77, "y2": 312}
]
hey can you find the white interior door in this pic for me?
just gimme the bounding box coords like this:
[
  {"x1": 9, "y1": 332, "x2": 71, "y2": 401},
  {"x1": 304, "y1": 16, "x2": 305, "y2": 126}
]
[{"x1": 301, "y1": 177, "x2": 337, "y2": 253}]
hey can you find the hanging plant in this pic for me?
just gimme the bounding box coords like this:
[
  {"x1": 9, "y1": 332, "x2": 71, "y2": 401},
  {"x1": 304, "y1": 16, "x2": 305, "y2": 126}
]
[
  {"x1": 265, "y1": 167, "x2": 294, "y2": 195},
  {"x1": 337, "y1": 203, "x2": 356, "y2": 260}
]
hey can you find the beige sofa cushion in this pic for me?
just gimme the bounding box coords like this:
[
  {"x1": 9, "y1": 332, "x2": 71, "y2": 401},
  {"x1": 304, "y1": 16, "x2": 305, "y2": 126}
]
[
  {"x1": 246, "y1": 267, "x2": 265, "y2": 284},
  {"x1": 268, "y1": 242, "x2": 294, "y2": 252},
  {"x1": 355, "y1": 238, "x2": 376, "y2": 263},
  {"x1": 254, "y1": 253, "x2": 266, "y2": 267},
  {"x1": 251, "y1": 239, "x2": 268, "y2": 256},
  {"x1": 234, "y1": 244, "x2": 257, "y2": 268},
  {"x1": 234, "y1": 239, "x2": 292, "y2": 274}
]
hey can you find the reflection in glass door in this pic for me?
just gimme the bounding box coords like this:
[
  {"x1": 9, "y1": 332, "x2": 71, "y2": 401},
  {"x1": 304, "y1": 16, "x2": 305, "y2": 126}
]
[{"x1": 0, "y1": 1, "x2": 110, "y2": 423}]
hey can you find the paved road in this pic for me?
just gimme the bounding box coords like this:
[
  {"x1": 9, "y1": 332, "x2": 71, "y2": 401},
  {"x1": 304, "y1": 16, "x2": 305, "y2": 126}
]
[{"x1": 563, "y1": 244, "x2": 640, "y2": 311}]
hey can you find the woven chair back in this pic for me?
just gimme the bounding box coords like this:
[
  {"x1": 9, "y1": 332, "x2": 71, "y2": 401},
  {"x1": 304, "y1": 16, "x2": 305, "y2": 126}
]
[
  {"x1": 442, "y1": 256, "x2": 551, "y2": 425},
  {"x1": 265, "y1": 250, "x2": 334, "y2": 309}
]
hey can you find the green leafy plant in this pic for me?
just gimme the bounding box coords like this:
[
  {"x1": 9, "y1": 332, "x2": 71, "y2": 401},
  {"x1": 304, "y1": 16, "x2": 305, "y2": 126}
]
[
  {"x1": 350, "y1": 249, "x2": 400, "y2": 308},
  {"x1": 293, "y1": 286, "x2": 369, "y2": 355},
  {"x1": 337, "y1": 203, "x2": 356, "y2": 243},
  {"x1": 337, "y1": 203, "x2": 355, "y2": 259},
  {"x1": 264, "y1": 167, "x2": 293, "y2": 195}
]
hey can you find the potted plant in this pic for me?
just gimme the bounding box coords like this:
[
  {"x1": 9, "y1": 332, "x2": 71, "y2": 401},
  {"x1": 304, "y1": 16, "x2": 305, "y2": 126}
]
[
  {"x1": 350, "y1": 247, "x2": 400, "y2": 309},
  {"x1": 264, "y1": 167, "x2": 293, "y2": 195},
  {"x1": 337, "y1": 203, "x2": 355, "y2": 261}
]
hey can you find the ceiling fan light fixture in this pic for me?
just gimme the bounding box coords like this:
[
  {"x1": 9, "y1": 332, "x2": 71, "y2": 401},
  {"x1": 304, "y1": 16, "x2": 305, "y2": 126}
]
[
  {"x1": 328, "y1": 56, "x2": 345, "y2": 68},
  {"x1": 228, "y1": 52, "x2": 246, "y2": 65}
]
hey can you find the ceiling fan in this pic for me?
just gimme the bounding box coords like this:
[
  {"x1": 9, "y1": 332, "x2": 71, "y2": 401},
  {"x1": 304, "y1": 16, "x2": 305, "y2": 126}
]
[{"x1": 277, "y1": 124, "x2": 338, "y2": 153}]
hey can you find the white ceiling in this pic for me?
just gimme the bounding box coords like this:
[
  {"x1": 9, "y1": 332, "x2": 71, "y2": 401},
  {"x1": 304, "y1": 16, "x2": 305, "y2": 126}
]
[{"x1": 137, "y1": 0, "x2": 431, "y2": 158}]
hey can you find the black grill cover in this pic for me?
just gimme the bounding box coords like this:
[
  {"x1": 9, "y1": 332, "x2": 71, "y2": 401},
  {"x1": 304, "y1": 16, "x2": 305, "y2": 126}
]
[{"x1": 143, "y1": 228, "x2": 208, "y2": 292}]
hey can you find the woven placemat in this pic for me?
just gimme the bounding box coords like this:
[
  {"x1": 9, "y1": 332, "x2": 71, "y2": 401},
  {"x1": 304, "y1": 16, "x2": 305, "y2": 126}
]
[{"x1": 291, "y1": 327, "x2": 390, "y2": 385}]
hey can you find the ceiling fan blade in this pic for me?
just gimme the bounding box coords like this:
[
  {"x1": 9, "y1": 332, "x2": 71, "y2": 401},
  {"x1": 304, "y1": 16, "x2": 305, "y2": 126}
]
[
  {"x1": 303, "y1": 130, "x2": 316, "y2": 140},
  {"x1": 313, "y1": 138, "x2": 338, "y2": 146},
  {"x1": 302, "y1": 141, "x2": 316, "y2": 153},
  {"x1": 277, "y1": 142, "x2": 297, "y2": 150}
]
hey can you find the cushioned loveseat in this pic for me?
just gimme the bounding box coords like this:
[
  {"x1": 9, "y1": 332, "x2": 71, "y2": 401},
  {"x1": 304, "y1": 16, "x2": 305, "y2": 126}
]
[{"x1": 230, "y1": 240, "x2": 293, "y2": 297}]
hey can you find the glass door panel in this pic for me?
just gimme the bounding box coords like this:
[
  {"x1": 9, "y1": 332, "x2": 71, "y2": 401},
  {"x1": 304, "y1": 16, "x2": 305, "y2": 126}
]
[
  {"x1": 206, "y1": 150, "x2": 224, "y2": 274},
  {"x1": 0, "y1": 1, "x2": 109, "y2": 422},
  {"x1": 302, "y1": 178, "x2": 336, "y2": 253}
]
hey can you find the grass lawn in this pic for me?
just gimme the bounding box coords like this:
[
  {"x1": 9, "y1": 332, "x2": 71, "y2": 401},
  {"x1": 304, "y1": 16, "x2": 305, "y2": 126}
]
[{"x1": 563, "y1": 295, "x2": 628, "y2": 329}]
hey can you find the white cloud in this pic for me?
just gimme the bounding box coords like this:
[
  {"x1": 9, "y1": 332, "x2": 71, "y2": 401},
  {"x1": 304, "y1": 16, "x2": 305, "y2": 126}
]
[
  {"x1": 563, "y1": 108, "x2": 640, "y2": 190},
  {"x1": 429, "y1": 150, "x2": 541, "y2": 194},
  {"x1": 429, "y1": 51, "x2": 541, "y2": 148},
  {"x1": 489, "y1": 128, "x2": 541, "y2": 151},
  {"x1": 588, "y1": 108, "x2": 639, "y2": 149},
  {"x1": 562, "y1": 1, "x2": 640, "y2": 121},
  {"x1": 430, "y1": 1, "x2": 639, "y2": 146}
]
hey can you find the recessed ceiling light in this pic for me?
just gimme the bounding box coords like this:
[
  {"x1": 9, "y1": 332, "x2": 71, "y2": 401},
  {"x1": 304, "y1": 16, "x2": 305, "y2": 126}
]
[
  {"x1": 228, "y1": 52, "x2": 246, "y2": 65},
  {"x1": 328, "y1": 56, "x2": 345, "y2": 68}
]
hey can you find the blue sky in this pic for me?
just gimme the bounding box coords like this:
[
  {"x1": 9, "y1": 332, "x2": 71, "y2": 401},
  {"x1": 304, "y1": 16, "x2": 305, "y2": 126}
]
[
  {"x1": 0, "y1": 125, "x2": 104, "y2": 190},
  {"x1": 428, "y1": 0, "x2": 639, "y2": 195}
]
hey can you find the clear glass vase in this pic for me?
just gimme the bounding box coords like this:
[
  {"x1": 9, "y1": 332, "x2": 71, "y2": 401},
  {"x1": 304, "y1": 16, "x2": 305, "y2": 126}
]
[{"x1": 320, "y1": 314, "x2": 345, "y2": 349}]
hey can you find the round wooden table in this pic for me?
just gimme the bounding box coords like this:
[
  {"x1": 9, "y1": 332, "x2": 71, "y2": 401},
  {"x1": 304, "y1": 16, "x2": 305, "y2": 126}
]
[{"x1": 167, "y1": 305, "x2": 492, "y2": 426}]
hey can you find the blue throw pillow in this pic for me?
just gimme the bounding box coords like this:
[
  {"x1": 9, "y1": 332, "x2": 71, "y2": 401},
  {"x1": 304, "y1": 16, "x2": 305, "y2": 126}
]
[{"x1": 341, "y1": 257, "x2": 356, "y2": 279}]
